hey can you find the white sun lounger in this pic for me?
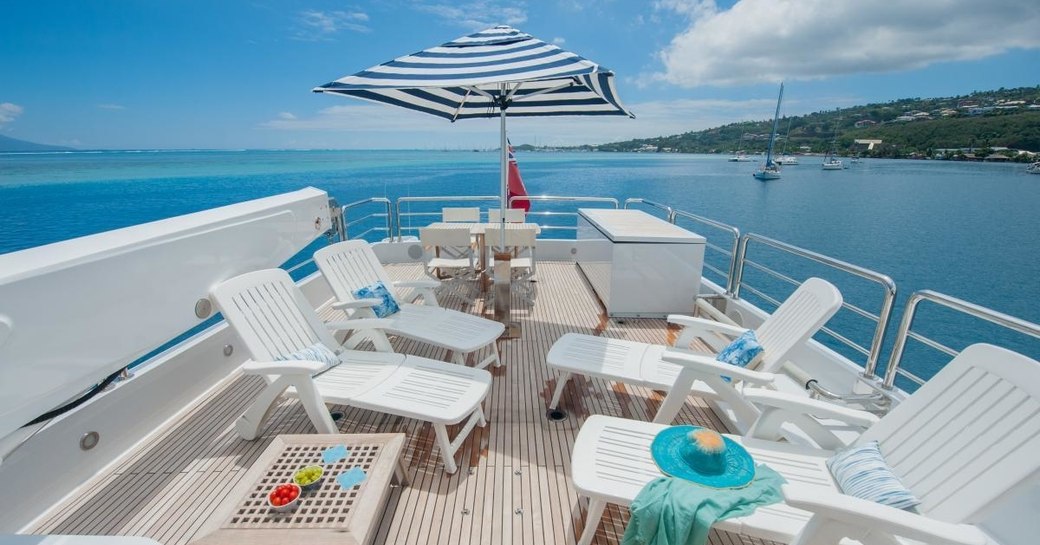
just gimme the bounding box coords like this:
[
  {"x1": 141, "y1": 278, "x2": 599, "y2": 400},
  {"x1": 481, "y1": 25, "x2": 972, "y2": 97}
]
[
  {"x1": 548, "y1": 278, "x2": 843, "y2": 428},
  {"x1": 315, "y1": 240, "x2": 504, "y2": 369},
  {"x1": 571, "y1": 343, "x2": 1038, "y2": 545},
  {"x1": 210, "y1": 268, "x2": 492, "y2": 474}
]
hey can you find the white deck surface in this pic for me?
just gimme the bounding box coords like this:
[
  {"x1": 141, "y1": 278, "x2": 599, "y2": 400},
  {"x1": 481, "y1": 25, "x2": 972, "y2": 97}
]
[{"x1": 30, "y1": 262, "x2": 777, "y2": 545}]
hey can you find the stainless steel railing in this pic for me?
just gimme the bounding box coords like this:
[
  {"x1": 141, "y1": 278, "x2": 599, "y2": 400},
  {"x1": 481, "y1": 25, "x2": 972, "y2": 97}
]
[
  {"x1": 508, "y1": 195, "x2": 619, "y2": 234},
  {"x1": 342, "y1": 197, "x2": 392, "y2": 241},
  {"x1": 671, "y1": 210, "x2": 742, "y2": 295},
  {"x1": 733, "y1": 233, "x2": 898, "y2": 379},
  {"x1": 623, "y1": 199, "x2": 741, "y2": 294},
  {"x1": 396, "y1": 195, "x2": 500, "y2": 240},
  {"x1": 623, "y1": 198, "x2": 674, "y2": 220},
  {"x1": 883, "y1": 290, "x2": 1040, "y2": 389}
]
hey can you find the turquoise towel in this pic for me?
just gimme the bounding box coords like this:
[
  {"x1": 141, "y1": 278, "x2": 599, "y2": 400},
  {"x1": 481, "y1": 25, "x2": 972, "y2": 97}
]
[{"x1": 622, "y1": 464, "x2": 785, "y2": 545}]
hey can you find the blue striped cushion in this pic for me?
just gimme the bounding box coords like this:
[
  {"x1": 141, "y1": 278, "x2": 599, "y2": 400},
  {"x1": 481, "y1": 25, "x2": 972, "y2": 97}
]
[
  {"x1": 827, "y1": 441, "x2": 921, "y2": 510},
  {"x1": 277, "y1": 342, "x2": 340, "y2": 371}
]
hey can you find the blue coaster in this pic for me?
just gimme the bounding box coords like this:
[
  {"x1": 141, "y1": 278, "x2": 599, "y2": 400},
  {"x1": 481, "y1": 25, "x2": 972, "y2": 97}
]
[
  {"x1": 323, "y1": 444, "x2": 350, "y2": 464},
  {"x1": 337, "y1": 466, "x2": 367, "y2": 489}
]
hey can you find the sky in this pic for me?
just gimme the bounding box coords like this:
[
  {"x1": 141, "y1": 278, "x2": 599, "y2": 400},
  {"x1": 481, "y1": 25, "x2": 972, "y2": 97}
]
[{"x1": 1, "y1": 0, "x2": 1038, "y2": 150}]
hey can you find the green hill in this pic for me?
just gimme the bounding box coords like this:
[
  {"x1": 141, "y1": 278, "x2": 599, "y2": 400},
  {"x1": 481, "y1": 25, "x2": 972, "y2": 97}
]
[
  {"x1": 0, "y1": 134, "x2": 75, "y2": 152},
  {"x1": 584, "y1": 86, "x2": 1040, "y2": 160}
]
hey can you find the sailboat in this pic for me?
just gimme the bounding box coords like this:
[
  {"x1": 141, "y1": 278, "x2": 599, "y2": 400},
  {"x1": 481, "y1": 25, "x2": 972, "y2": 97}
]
[
  {"x1": 753, "y1": 83, "x2": 784, "y2": 181},
  {"x1": 822, "y1": 119, "x2": 843, "y2": 170},
  {"x1": 776, "y1": 117, "x2": 799, "y2": 165}
]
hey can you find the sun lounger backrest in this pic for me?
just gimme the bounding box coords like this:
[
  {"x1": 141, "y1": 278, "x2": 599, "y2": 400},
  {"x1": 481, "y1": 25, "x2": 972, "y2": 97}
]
[
  {"x1": 210, "y1": 268, "x2": 339, "y2": 362},
  {"x1": 861, "y1": 343, "x2": 1040, "y2": 523},
  {"x1": 754, "y1": 277, "x2": 843, "y2": 372},
  {"x1": 314, "y1": 240, "x2": 396, "y2": 304}
]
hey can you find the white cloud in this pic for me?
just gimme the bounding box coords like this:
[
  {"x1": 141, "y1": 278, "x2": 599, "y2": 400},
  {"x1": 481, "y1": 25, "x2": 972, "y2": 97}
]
[
  {"x1": 293, "y1": 9, "x2": 370, "y2": 40},
  {"x1": 97, "y1": 103, "x2": 125, "y2": 110},
  {"x1": 415, "y1": 1, "x2": 527, "y2": 30},
  {"x1": 259, "y1": 94, "x2": 859, "y2": 148},
  {"x1": 0, "y1": 103, "x2": 24, "y2": 126},
  {"x1": 277, "y1": 112, "x2": 297, "y2": 120},
  {"x1": 655, "y1": 0, "x2": 1040, "y2": 87},
  {"x1": 552, "y1": 37, "x2": 566, "y2": 45}
]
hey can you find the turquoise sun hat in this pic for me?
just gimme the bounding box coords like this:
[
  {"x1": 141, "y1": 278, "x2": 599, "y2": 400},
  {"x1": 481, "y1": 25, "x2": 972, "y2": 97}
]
[{"x1": 651, "y1": 426, "x2": 755, "y2": 489}]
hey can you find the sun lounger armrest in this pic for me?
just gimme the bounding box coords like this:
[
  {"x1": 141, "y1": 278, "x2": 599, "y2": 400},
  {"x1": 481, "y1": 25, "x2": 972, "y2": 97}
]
[
  {"x1": 666, "y1": 315, "x2": 749, "y2": 337},
  {"x1": 392, "y1": 280, "x2": 441, "y2": 306},
  {"x1": 332, "y1": 298, "x2": 382, "y2": 310},
  {"x1": 325, "y1": 318, "x2": 395, "y2": 332},
  {"x1": 241, "y1": 359, "x2": 326, "y2": 376},
  {"x1": 743, "y1": 388, "x2": 880, "y2": 427},
  {"x1": 666, "y1": 315, "x2": 748, "y2": 348},
  {"x1": 394, "y1": 279, "x2": 441, "y2": 289},
  {"x1": 782, "y1": 484, "x2": 990, "y2": 545},
  {"x1": 660, "y1": 349, "x2": 775, "y2": 385}
]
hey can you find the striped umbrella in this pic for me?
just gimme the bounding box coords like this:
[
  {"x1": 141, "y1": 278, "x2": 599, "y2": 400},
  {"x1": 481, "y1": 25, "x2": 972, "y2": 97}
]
[{"x1": 313, "y1": 25, "x2": 633, "y2": 214}]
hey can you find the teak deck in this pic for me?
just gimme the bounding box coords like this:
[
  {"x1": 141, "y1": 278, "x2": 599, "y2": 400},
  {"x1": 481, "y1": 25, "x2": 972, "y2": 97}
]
[{"x1": 31, "y1": 262, "x2": 778, "y2": 545}]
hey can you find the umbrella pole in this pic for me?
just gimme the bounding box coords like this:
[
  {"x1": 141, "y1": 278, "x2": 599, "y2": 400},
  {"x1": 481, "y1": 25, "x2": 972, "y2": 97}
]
[{"x1": 494, "y1": 86, "x2": 519, "y2": 338}]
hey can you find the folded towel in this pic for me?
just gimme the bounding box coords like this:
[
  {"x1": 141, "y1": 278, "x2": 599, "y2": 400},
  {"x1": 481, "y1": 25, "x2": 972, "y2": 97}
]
[{"x1": 622, "y1": 464, "x2": 784, "y2": 545}]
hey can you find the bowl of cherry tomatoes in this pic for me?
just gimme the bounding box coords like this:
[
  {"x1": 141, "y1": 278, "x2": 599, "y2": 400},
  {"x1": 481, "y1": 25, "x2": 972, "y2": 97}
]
[{"x1": 267, "y1": 483, "x2": 301, "y2": 512}]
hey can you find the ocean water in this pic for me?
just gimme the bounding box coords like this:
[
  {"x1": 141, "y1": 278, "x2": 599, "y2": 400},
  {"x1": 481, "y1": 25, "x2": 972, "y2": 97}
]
[{"x1": 1, "y1": 149, "x2": 1037, "y2": 387}]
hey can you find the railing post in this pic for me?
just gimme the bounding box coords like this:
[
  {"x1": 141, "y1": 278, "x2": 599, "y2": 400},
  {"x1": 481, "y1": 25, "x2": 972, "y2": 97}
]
[
  {"x1": 328, "y1": 198, "x2": 346, "y2": 242},
  {"x1": 861, "y1": 277, "x2": 897, "y2": 381},
  {"x1": 731, "y1": 234, "x2": 750, "y2": 299},
  {"x1": 395, "y1": 198, "x2": 403, "y2": 242},
  {"x1": 882, "y1": 293, "x2": 922, "y2": 390}
]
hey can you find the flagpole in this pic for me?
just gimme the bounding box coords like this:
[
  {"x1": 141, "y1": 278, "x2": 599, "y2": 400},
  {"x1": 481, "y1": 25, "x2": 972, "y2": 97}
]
[
  {"x1": 499, "y1": 83, "x2": 508, "y2": 249},
  {"x1": 494, "y1": 82, "x2": 516, "y2": 336}
]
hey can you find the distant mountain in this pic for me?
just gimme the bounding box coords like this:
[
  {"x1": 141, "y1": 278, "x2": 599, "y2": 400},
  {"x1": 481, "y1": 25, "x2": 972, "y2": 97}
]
[
  {"x1": 578, "y1": 86, "x2": 1040, "y2": 159},
  {"x1": 0, "y1": 134, "x2": 75, "y2": 152}
]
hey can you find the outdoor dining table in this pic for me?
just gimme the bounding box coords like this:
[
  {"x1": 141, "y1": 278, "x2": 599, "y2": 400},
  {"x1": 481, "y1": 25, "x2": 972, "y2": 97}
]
[
  {"x1": 424, "y1": 222, "x2": 541, "y2": 273},
  {"x1": 424, "y1": 222, "x2": 540, "y2": 338}
]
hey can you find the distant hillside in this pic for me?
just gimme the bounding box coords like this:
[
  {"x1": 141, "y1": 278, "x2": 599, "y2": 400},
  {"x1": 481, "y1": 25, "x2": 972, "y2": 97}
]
[
  {"x1": 583, "y1": 86, "x2": 1040, "y2": 160},
  {"x1": 0, "y1": 134, "x2": 74, "y2": 152}
]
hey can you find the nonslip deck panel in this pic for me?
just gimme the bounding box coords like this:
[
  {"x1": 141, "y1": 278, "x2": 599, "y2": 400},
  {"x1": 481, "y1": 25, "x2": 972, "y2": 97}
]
[{"x1": 30, "y1": 262, "x2": 778, "y2": 545}]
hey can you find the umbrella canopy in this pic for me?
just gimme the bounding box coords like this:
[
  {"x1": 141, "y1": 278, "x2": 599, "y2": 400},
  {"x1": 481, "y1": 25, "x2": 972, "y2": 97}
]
[{"x1": 313, "y1": 25, "x2": 634, "y2": 122}]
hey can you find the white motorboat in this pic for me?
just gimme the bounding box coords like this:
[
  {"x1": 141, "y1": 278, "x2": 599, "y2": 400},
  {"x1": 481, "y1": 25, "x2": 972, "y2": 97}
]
[
  {"x1": 822, "y1": 157, "x2": 844, "y2": 170},
  {"x1": 728, "y1": 151, "x2": 753, "y2": 162},
  {"x1": 776, "y1": 155, "x2": 799, "y2": 165}
]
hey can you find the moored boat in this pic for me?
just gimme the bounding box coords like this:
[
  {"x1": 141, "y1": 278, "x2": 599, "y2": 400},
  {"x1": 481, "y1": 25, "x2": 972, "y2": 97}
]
[{"x1": 753, "y1": 83, "x2": 784, "y2": 181}]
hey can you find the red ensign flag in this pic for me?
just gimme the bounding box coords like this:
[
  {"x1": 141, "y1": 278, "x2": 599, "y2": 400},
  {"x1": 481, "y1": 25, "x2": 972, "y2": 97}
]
[{"x1": 507, "y1": 140, "x2": 530, "y2": 212}]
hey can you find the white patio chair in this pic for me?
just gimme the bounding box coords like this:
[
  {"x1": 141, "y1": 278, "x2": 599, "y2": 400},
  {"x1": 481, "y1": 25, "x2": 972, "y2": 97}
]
[
  {"x1": 419, "y1": 226, "x2": 476, "y2": 284},
  {"x1": 548, "y1": 278, "x2": 843, "y2": 431},
  {"x1": 484, "y1": 226, "x2": 537, "y2": 301},
  {"x1": 571, "y1": 343, "x2": 1038, "y2": 545},
  {"x1": 314, "y1": 240, "x2": 503, "y2": 369},
  {"x1": 210, "y1": 268, "x2": 492, "y2": 474},
  {"x1": 488, "y1": 208, "x2": 526, "y2": 223},
  {"x1": 442, "y1": 207, "x2": 480, "y2": 222}
]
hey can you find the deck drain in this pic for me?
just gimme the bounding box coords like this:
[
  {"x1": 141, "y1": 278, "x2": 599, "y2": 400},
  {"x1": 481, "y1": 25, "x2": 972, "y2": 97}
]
[
  {"x1": 546, "y1": 409, "x2": 568, "y2": 421},
  {"x1": 329, "y1": 410, "x2": 345, "y2": 422}
]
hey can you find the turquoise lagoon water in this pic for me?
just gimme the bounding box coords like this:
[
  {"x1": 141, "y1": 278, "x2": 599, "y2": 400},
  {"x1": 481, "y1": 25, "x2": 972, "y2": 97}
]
[{"x1": 1, "y1": 149, "x2": 1037, "y2": 387}]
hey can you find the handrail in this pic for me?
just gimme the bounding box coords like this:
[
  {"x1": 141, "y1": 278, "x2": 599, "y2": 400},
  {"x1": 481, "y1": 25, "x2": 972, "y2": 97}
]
[
  {"x1": 883, "y1": 290, "x2": 1040, "y2": 389},
  {"x1": 670, "y1": 210, "x2": 741, "y2": 295},
  {"x1": 509, "y1": 195, "x2": 619, "y2": 207},
  {"x1": 508, "y1": 195, "x2": 619, "y2": 233},
  {"x1": 623, "y1": 198, "x2": 674, "y2": 220},
  {"x1": 342, "y1": 197, "x2": 392, "y2": 242},
  {"x1": 733, "y1": 233, "x2": 897, "y2": 379},
  {"x1": 396, "y1": 195, "x2": 499, "y2": 240}
]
